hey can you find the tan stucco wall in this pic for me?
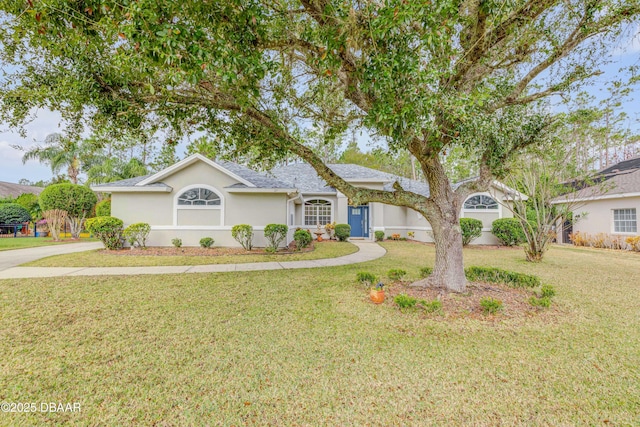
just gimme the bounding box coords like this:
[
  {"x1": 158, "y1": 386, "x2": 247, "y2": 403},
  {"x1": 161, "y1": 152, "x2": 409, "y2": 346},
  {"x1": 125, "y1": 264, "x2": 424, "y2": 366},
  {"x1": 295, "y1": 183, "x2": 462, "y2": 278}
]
[
  {"x1": 110, "y1": 160, "x2": 289, "y2": 247},
  {"x1": 571, "y1": 196, "x2": 640, "y2": 237},
  {"x1": 225, "y1": 193, "x2": 288, "y2": 225},
  {"x1": 162, "y1": 161, "x2": 240, "y2": 194},
  {"x1": 462, "y1": 211, "x2": 500, "y2": 228},
  {"x1": 370, "y1": 190, "x2": 514, "y2": 245},
  {"x1": 111, "y1": 193, "x2": 173, "y2": 225},
  {"x1": 176, "y1": 209, "x2": 221, "y2": 226}
]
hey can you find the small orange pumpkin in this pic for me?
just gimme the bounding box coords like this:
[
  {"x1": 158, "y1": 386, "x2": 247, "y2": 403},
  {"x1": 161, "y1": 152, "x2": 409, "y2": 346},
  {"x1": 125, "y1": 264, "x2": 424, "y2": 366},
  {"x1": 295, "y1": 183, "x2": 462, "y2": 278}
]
[{"x1": 370, "y1": 289, "x2": 385, "y2": 304}]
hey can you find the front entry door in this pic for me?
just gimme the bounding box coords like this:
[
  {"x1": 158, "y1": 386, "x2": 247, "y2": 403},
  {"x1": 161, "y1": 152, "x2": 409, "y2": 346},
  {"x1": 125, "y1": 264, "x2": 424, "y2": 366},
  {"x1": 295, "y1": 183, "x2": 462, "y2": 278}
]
[{"x1": 348, "y1": 205, "x2": 369, "y2": 238}]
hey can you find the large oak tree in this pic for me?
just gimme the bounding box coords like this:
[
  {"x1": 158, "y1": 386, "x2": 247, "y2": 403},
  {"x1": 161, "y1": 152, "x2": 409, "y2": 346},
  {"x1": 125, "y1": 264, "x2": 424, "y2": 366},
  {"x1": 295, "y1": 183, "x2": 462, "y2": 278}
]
[{"x1": 1, "y1": 0, "x2": 638, "y2": 291}]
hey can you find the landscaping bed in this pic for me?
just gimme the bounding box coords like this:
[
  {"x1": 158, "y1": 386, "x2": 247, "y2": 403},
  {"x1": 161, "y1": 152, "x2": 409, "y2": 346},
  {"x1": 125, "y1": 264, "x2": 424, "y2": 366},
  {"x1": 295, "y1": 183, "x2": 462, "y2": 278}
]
[
  {"x1": 101, "y1": 242, "x2": 316, "y2": 257},
  {"x1": 24, "y1": 240, "x2": 359, "y2": 267},
  {"x1": 384, "y1": 281, "x2": 558, "y2": 321}
]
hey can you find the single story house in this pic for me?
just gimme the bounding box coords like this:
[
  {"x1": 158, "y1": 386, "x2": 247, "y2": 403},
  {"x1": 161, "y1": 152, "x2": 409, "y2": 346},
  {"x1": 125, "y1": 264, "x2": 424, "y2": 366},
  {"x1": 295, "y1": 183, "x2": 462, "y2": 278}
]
[
  {"x1": 0, "y1": 181, "x2": 44, "y2": 199},
  {"x1": 92, "y1": 154, "x2": 526, "y2": 247},
  {"x1": 552, "y1": 156, "x2": 640, "y2": 243}
]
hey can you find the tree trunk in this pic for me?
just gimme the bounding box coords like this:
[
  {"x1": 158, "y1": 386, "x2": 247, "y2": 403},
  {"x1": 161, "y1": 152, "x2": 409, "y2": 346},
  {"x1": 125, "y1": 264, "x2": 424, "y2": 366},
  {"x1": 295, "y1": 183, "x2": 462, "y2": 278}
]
[
  {"x1": 407, "y1": 157, "x2": 469, "y2": 292},
  {"x1": 429, "y1": 214, "x2": 468, "y2": 292}
]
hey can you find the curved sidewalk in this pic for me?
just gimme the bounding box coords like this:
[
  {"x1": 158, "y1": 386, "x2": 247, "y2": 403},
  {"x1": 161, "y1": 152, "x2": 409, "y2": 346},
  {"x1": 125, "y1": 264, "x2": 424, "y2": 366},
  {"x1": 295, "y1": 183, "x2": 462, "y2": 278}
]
[{"x1": 0, "y1": 241, "x2": 386, "y2": 279}]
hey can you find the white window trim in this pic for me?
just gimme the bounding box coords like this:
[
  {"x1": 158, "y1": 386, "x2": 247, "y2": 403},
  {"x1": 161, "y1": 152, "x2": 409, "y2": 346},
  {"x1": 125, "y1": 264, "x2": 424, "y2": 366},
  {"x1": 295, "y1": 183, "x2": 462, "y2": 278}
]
[
  {"x1": 174, "y1": 184, "x2": 224, "y2": 226},
  {"x1": 611, "y1": 208, "x2": 638, "y2": 235},
  {"x1": 303, "y1": 197, "x2": 334, "y2": 227},
  {"x1": 461, "y1": 192, "x2": 502, "y2": 218}
]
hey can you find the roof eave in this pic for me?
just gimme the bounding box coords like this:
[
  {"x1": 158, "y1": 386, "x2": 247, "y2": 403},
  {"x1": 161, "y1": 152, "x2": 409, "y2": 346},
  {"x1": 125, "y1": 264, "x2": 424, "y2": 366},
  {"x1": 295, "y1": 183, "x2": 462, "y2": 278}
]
[
  {"x1": 550, "y1": 191, "x2": 640, "y2": 204},
  {"x1": 90, "y1": 186, "x2": 172, "y2": 193}
]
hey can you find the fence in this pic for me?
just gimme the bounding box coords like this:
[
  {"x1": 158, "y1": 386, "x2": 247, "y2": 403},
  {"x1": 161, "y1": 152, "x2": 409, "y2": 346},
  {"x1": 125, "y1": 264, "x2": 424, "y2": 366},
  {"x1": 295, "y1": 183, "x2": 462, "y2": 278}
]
[
  {"x1": 0, "y1": 223, "x2": 88, "y2": 238},
  {"x1": 0, "y1": 223, "x2": 34, "y2": 238}
]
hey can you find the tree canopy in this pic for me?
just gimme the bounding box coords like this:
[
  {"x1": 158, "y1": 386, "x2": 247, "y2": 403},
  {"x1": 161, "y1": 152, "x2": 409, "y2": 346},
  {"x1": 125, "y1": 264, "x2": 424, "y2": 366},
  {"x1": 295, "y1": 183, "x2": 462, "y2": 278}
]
[{"x1": 1, "y1": 0, "x2": 638, "y2": 290}]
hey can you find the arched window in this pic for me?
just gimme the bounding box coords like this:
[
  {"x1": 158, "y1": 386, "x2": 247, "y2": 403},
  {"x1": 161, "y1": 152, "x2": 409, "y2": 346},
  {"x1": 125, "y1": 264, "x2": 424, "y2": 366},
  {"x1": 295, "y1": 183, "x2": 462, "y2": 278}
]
[
  {"x1": 464, "y1": 194, "x2": 498, "y2": 210},
  {"x1": 177, "y1": 187, "x2": 221, "y2": 206},
  {"x1": 304, "y1": 199, "x2": 332, "y2": 226}
]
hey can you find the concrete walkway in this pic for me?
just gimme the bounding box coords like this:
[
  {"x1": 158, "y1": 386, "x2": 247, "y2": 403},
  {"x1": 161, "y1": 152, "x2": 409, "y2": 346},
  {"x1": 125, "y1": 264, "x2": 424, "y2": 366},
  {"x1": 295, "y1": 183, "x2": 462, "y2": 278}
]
[{"x1": 0, "y1": 240, "x2": 386, "y2": 279}]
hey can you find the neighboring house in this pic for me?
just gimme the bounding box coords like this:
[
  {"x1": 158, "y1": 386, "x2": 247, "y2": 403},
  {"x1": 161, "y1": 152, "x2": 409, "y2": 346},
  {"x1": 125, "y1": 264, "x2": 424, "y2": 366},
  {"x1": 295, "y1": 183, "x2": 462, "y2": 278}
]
[
  {"x1": 552, "y1": 156, "x2": 640, "y2": 243},
  {"x1": 92, "y1": 154, "x2": 526, "y2": 247},
  {"x1": 0, "y1": 181, "x2": 44, "y2": 199}
]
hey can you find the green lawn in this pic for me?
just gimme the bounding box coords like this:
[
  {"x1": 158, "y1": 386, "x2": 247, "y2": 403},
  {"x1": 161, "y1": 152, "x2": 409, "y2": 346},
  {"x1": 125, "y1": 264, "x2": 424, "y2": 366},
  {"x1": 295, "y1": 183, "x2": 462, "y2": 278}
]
[
  {"x1": 0, "y1": 237, "x2": 92, "y2": 251},
  {"x1": 23, "y1": 241, "x2": 359, "y2": 267},
  {"x1": 1, "y1": 242, "x2": 639, "y2": 425}
]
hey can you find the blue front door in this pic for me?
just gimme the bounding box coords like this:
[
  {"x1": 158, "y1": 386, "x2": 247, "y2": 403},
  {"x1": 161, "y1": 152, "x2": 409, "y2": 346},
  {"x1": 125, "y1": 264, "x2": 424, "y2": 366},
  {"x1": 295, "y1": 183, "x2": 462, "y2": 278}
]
[{"x1": 348, "y1": 205, "x2": 369, "y2": 238}]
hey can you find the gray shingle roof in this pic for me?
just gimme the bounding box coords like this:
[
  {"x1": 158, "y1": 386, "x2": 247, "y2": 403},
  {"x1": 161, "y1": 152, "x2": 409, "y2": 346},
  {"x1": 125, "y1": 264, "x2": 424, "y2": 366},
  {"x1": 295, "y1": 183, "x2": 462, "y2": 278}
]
[
  {"x1": 269, "y1": 163, "x2": 431, "y2": 196},
  {"x1": 268, "y1": 163, "x2": 335, "y2": 193},
  {"x1": 93, "y1": 159, "x2": 293, "y2": 190},
  {"x1": 217, "y1": 161, "x2": 293, "y2": 189},
  {"x1": 0, "y1": 181, "x2": 44, "y2": 198},
  {"x1": 553, "y1": 156, "x2": 640, "y2": 201}
]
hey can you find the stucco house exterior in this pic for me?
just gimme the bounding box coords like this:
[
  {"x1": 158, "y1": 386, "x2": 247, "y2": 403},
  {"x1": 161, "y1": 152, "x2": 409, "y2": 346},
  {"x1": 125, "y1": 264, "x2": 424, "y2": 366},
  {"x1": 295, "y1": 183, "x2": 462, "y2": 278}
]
[
  {"x1": 552, "y1": 156, "x2": 640, "y2": 243},
  {"x1": 92, "y1": 153, "x2": 525, "y2": 247}
]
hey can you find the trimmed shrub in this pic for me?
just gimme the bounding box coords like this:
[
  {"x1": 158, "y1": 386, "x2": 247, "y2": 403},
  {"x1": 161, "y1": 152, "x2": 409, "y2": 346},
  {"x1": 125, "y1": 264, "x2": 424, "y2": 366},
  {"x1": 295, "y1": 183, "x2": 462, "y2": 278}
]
[
  {"x1": 334, "y1": 223, "x2": 351, "y2": 241},
  {"x1": 529, "y1": 296, "x2": 552, "y2": 308},
  {"x1": 39, "y1": 184, "x2": 97, "y2": 238},
  {"x1": 491, "y1": 218, "x2": 526, "y2": 246},
  {"x1": 465, "y1": 266, "x2": 541, "y2": 288},
  {"x1": 626, "y1": 236, "x2": 640, "y2": 251},
  {"x1": 356, "y1": 271, "x2": 377, "y2": 284},
  {"x1": 123, "y1": 222, "x2": 151, "y2": 248},
  {"x1": 200, "y1": 237, "x2": 215, "y2": 248},
  {"x1": 540, "y1": 284, "x2": 556, "y2": 298},
  {"x1": 293, "y1": 229, "x2": 312, "y2": 249},
  {"x1": 420, "y1": 299, "x2": 443, "y2": 313},
  {"x1": 419, "y1": 266, "x2": 433, "y2": 278},
  {"x1": 15, "y1": 193, "x2": 41, "y2": 220},
  {"x1": 387, "y1": 269, "x2": 407, "y2": 281},
  {"x1": 460, "y1": 218, "x2": 483, "y2": 246},
  {"x1": 85, "y1": 216, "x2": 124, "y2": 250},
  {"x1": 231, "y1": 224, "x2": 254, "y2": 250},
  {"x1": 264, "y1": 223, "x2": 288, "y2": 252},
  {"x1": 374, "y1": 230, "x2": 385, "y2": 241},
  {"x1": 0, "y1": 203, "x2": 31, "y2": 224},
  {"x1": 480, "y1": 297, "x2": 503, "y2": 315},
  {"x1": 394, "y1": 294, "x2": 417, "y2": 309},
  {"x1": 95, "y1": 199, "x2": 111, "y2": 217},
  {"x1": 171, "y1": 238, "x2": 182, "y2": 248}
]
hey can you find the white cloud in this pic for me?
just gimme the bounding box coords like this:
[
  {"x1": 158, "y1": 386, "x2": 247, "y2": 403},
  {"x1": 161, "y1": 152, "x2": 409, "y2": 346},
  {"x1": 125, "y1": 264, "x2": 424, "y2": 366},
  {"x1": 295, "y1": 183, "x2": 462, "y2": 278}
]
[{"x1": 0, "y1": 109, "x2": 65, "y2": 183}]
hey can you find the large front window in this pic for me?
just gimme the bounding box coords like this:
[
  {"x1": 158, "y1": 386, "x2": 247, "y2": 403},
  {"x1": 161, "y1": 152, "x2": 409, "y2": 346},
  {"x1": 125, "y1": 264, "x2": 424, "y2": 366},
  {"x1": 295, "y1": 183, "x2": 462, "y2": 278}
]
[
  {"x1": 304, "y1": 199, "x2": 332, "y2": 226},
  {"x1": 177, "y1": 188, "x2": 221, "y2": 206},
  {"x1": 613, "y1": 208, "x2": 637, "y2": 233},
  {"x1": 464, "y1": 194, "x2": 498, "y2": 210}
]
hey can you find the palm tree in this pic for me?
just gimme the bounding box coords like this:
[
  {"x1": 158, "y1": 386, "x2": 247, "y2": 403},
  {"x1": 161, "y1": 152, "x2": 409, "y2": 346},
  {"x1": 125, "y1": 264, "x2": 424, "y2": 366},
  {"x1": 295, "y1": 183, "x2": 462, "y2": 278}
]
[
  {"x1": 20, "y1": 133, "x2": 84, "y2": 184},
  {"x1": 85, "y1": 157, "x2": 149, "y2": 185}
]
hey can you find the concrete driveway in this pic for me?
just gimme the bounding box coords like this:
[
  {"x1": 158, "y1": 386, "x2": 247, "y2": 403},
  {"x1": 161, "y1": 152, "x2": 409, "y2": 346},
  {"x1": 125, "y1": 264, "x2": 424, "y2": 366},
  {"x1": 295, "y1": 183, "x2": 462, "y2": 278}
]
[{"x1": 0, "y1": 241, "x2": 103, "y2": 271}]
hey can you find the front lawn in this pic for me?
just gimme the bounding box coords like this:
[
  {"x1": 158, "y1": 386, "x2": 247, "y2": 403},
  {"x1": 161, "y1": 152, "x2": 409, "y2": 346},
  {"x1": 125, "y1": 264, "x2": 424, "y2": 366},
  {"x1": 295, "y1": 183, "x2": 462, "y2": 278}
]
[
  {"x1": 0, "y1": 242, "x2": 638, "y2": 425},
  {"x1": 23, "y1": 241, "x2": 359, "y2": 267}
]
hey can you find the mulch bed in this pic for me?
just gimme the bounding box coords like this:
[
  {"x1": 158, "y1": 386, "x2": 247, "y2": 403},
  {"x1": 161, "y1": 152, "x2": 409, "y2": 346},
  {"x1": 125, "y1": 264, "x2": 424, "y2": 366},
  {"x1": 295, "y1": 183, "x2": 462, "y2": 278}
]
[
  {"x1": 100, "y1": 242, "x2": 316, "y2": 257},
  {"x1": 383, "y1": 281, "x2": 558, "y2": 321}
]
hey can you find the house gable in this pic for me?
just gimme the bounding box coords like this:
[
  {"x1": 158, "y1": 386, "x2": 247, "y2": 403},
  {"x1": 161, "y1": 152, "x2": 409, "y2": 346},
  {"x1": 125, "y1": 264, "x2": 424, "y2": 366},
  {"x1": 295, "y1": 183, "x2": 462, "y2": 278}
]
[{"x1": 138, "y1": 153, "x2": 255, "y2": 187}]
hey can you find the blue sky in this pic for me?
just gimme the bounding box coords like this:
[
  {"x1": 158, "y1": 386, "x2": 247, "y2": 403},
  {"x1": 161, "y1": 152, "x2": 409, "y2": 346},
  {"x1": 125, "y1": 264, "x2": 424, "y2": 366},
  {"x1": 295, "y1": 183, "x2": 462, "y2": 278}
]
[{"x1": 1, "y1": 26, "x2": 639, "y2": 184}]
